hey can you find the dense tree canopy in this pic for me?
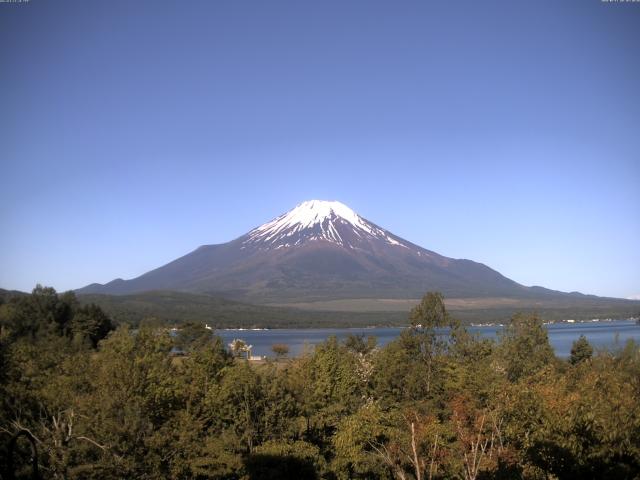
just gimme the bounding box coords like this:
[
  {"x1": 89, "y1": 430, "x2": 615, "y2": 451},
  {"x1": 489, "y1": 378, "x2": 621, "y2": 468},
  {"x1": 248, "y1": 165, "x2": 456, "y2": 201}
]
[
  {"x1": 1, "y1": 289, "x2": 639, "y2": 479},
  {"x1": 569, "y1": 334, "x2": 594, "y2": 365},
  {"x1": 0, "y1": 285, "x2": 112, "y2": 346}
]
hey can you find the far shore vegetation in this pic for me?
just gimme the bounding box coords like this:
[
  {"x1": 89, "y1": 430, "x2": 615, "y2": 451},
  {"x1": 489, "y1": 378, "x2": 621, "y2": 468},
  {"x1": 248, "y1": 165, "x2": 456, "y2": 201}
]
[{"x1": 2, "y1": 287, "x2": 636, "y2": 330}]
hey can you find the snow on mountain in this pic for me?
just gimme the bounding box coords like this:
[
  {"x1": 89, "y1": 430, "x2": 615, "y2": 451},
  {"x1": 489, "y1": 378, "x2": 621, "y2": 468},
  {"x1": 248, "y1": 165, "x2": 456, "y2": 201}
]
[{"x1": 243, "y1": 200, "x2": 408, "y2": 250}]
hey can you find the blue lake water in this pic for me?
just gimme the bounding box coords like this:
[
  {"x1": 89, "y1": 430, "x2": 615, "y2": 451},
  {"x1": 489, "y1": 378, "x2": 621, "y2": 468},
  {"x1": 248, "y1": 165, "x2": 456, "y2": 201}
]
[{"x1": 216, "y1": 320, "x2": 640, "y2": 358}]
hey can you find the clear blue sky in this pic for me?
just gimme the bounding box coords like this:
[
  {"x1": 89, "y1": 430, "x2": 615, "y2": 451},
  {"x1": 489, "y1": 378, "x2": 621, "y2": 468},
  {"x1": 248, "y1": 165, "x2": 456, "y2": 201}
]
[{"x1": 1, "y1": 0, "x2": 638, "y2": 299}]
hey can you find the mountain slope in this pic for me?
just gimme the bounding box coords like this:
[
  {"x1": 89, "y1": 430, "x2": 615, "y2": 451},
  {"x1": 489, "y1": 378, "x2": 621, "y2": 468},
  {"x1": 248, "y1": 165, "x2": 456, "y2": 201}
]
[
  {"x1": 77, "y1": 200, "x2": 592, "y2": 303},
  {"x1": 77, "y1": 290, "x2": 409, "y2": 328}
]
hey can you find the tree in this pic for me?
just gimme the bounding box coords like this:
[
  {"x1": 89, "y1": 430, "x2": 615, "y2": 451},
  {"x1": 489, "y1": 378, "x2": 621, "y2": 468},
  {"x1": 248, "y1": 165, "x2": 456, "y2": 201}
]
[
  {"x1": 3, "y1": 286, "x2": 639, "y2": 479},
  {"x1": 271, "y1": 343, "x2": 289, "y2": 359},
  {"x1": 296, "y1": 336, "x2": 364, "y2": 449},
  {"x1": 501, "y1": 344, "x2": 640, "y2": 478},
  {"x1": 353, "y1": 407, "x2": 445, "y2": 480},
  {"x1": 333, "y1": 404, "x2": 390, "y2": 479},
  {"x1": 0, "y1": 286, "x2": 72, "y2": 340},
  {"x1": 569, "y1": 335, "x2": 593, "y2": 365},
  {"x1": 229, "y1": 338, "x2": 251, "y2": 358},
  {"x1": 0, "y1": 287, "x2": 112, "y2": 348},
  {"x1": 205, "y1": 361, "x2": 264, "y2": 453},
  {"x1": 498, "y1": 313, "x2": 555, "y2": 381},
  {"x1": 409, "y1": 292, "x2": 448, "y2": 330},
  {"x1": 73, "y1": 326, "x2": 181, "y2": 478},
  {"x1": 372, "y1": 331, "x2": 431, "y2": 404},
  {"x1": 344, "y1": 334, "x2": 377, "y2": 355},
  {"x1": 450, "y1": 395, "x2": 507, "y2": 480},
  {"x1": 174, "y1": 322, "x2": 212, "y2": 353},
  {"x1": 375, "y1": 292, "x2": 453, "y2": 399},
  {"x1": 71, "y1": 304, "x2": 114, "y2": 348}
]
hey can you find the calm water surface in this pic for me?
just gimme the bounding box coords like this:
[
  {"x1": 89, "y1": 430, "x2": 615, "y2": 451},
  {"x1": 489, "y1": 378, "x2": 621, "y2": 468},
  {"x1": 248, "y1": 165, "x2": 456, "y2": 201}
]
[{"x1": 217, "y1": 320, "x2": 640, "y2": 358}]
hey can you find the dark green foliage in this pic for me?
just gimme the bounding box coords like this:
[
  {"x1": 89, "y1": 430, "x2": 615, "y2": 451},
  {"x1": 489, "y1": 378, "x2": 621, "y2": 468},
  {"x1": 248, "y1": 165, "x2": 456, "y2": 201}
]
[
  {"x1": 569, "y1": 334, "x2": 593, "y2": 365},
  {"x1": 0, "y1": 285, "x2": 113, "y2": 346},
  {"x1": 372, "y1": 328, "x2": 439, "y2": 405},
  {"x1": 1, "y1": 288, "x2": 639, "y2": 479},
  {"x1": 409, "y1": 291, "x2": 448, "y2": 329},
  {"x1": 71, "y1": 304, "x2": 114, "y2": 348},
  {"x1": 173, "y1": 322, "x2": 213, "y2": 353},
  {"x1": 300, "y1": 336, "x2": 365, "y2": 433},
  {"x1": 271, "y1": 343, "x2": 289, "y2": 358},
  {"x1": 246, "y1": 441, "x2": 324, "y2": 480},
  {"x1": 499, "y1": 312, "x2": 556, "y2": 381},
  {"x1": 343, "y1": 333, "x2": 376, "y2": 354},
  {"x1": 74, "y1": 289, "x2": 640, "y2": 329},
  {"x1": 371, "y1": 292, "x2": 457, "y2": 405}
]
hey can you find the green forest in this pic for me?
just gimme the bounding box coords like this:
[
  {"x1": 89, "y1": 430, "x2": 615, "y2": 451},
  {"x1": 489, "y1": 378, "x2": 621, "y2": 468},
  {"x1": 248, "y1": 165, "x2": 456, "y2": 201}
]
[{"x1": 1, "y1": 287, "x2": 639, "y2": 479}]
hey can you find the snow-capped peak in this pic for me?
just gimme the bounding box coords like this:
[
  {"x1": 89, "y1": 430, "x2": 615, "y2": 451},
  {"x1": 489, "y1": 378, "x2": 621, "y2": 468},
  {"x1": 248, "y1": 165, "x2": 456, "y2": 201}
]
[
  {"x1": 243, "y1": 200, "x2": 408, "y2": 249},
  {"x1": 266, "y1": 200, "x2": 371, "y2": 233}
]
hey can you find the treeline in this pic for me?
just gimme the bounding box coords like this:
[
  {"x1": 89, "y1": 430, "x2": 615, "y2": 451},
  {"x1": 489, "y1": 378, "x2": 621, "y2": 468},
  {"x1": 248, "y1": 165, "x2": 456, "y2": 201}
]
[
  {"x1": 76, "y1": 291, "x2": 408, "y2": 329},
  {"x1": 75, "y1": 290, "x2": 640, "y2": 328},
  {"x1": 1, "y1": 289, "x2": 639, "y2": 479}
]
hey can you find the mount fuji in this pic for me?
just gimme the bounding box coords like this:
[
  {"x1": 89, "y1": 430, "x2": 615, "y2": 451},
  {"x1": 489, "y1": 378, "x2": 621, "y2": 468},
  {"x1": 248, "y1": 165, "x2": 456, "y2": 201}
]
[{"x1": 77, "y1": 200, "x2": 580, "y2": 303}]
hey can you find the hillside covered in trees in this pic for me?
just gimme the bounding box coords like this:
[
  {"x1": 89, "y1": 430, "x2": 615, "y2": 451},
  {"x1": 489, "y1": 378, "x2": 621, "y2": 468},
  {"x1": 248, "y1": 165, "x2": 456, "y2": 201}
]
[{"x1": 1, "y1": 288, "x2": 639, "y2": 479}]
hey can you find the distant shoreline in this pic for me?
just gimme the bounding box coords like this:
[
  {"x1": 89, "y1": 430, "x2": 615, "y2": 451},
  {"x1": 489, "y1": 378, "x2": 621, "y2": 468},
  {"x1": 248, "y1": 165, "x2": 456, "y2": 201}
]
[{"x1": 216, "y1": 317, "x2": 639, "y2": 332}]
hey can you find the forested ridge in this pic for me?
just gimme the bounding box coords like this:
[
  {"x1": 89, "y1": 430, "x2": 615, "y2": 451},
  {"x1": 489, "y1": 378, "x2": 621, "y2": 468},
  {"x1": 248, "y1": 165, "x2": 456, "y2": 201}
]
[{"x1": 1, "y1": 287, "x2": 639, "y2": 479}]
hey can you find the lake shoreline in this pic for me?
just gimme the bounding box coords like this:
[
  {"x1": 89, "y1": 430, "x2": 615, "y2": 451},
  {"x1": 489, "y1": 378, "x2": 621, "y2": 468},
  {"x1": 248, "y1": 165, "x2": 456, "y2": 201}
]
[
  {"x1": 218, "y1": 316, "x2": 640, "y2": 331},
  {"x1": 214, "y1": 319, "x2": 640, "y2": 359}
]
